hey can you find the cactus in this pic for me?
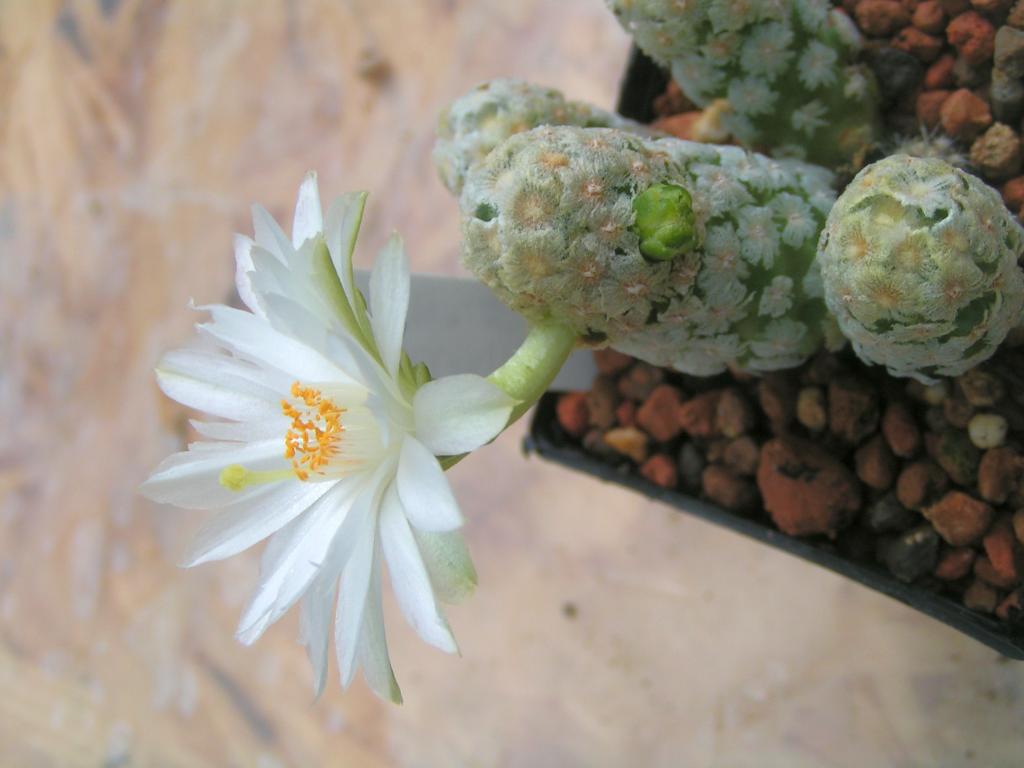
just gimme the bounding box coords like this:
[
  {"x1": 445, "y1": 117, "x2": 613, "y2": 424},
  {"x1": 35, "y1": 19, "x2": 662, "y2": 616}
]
[
  {"x1": 434, "y1": 79, "x2": 643, "y2": 196},
  {"x1": 817, "y1": 154, "x2": 1024, "y2": 382},
  {"x1": 460, "y1": 124, "x2": 839, "y2": 375},
  {"x1": 604, "y1": 0, "x2": 880, "y2": 169}
]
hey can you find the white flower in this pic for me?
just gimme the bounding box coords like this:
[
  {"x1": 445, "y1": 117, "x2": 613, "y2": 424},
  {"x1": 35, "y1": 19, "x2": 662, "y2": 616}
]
[
  {"x1": 797, "y1": 41, "x2": 838, "y2": 90},
  {"x1": 141, "y1": 175, "x2": 515, "y2": 702}
]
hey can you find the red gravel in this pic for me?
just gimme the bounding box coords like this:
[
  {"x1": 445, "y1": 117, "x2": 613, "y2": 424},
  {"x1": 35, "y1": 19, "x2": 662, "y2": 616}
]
[
  {"x1": 757, "y1": 436, "x2": 862, "y2": 537},
  {"x1": 923, "y1": 490, "x2": 995, "y2": 546},
  {"x1": 636, "y1": 384, "x2": 684, "y2": 442}
]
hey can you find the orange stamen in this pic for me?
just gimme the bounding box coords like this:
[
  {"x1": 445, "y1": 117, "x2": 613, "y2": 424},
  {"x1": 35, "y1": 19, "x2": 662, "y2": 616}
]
[{"x1": 282, "y1": 381, "x2": 346, "y2": 481}]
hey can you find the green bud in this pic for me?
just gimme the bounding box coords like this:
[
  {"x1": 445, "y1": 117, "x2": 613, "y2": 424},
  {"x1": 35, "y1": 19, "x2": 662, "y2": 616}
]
[{"x1": 632, "y1": 183, "x2": 697, "y2": 262}]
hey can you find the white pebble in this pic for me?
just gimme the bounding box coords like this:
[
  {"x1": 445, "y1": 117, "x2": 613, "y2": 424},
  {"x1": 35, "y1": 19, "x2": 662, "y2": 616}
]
[{"x1": 968, "y1": 413, "x2": 1008, "y2": 449}]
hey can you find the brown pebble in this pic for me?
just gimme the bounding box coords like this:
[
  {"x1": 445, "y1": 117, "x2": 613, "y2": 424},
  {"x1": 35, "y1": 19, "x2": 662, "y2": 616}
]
[
  {"x1": 652, "y1": 112, "x2": 703, "y2": 141},
  {"x1": 722, "y1": 436, "x2": 760, "y2": 477},
  {"x1": 970, "y1": 122, "x2": 1022, "y2": 179},
  {"x1": 716, "y1": 388, "x2": 755, "y2": 438},
  {"x1": 678, "y1": 391, "x2": 722, "y2": 439},
  {"x1": 923, "y1": 490, "x2": 995, "y2": 545},
  {"x1": 803, "y1": 352, "x2": 845, "y2": 386},
  {"x1": 926, "y1": 429, "x2": 980, "y2": 486},
  {"x1": 587, "y1": 375, "x2": 619, "y2": 430},
  {"x1": 914, "y1": 0, "x2": 947, "y2": 31},
  {"x1": 882, "y1": 402, "x2": 922, "y2": 458},
  {"x1": 1010, "y1": 0, "x2": 1024, "y2": 28},
  {"x1": 894, "y1": 26, "x2": 945, "y2": 60},
  {"x1": 924, "y1": 54, "x2": 956, "y2": 88},
  {"x1": 942, "y1": 393, "x2": 974, "y2": 429},
  {"x1": 975, "y1": 554, "x2": 1018, "y2": 588},
  {"x1": 705, "y1": 439, "x2": 728, "y2": 464},
  {"x1": 603, "y1": 427, "x2": 649, "y2": 463},
  {"x1": 984, "y1": 517, "x2": 1022, "y2": 583},
  {"x1": 703, "y1": 465, "x2": 757, "y2": 512},
  {"x1": 593, "y1": 348, "x2": 633, "y2": 376},
  {"x1": 1011, "y1": 507, "x2": 1024, "y2": 541},
  {"x1": 940, "y1": 87, "x2": 993, "y2": 139},
  {"x1": 653, "y1": 80, "x2": 693, "y2": 117},
  {"x1": 757, "y1": 436, "x2": 862, "y2": 537},
  {"x1": 640, "y1": 454, "x2": 677, "y2": 489},
  {"x1": 964, "y1": 578, "x2": 999, "y2": 612},
  {"x1": 935, "y1": 547, "x2": 977, "y2": 579},
  {"x1": 796, "y1": 387, "x2": 828, "y2": 432},
  {"x1": 916, "y1": 89, "x2": 951, "y2": 127},
  {"x1": 971, "y1": 0, "x2": 1014, "y2": 12},
  {"x1": 978, "y1": 446, "x2": 1024, "y2": 503},
  {"x1": 855, "y1": 434, "x2": 899, "y2": 490},
  {"x1": 897, "y1": 459, "x2": 950, "y2": 509},
  {"x1": 616, "y1": 400, "x2": 636, "y2": 428},
  {"x1": 941, "y1": 0, "x2": 971, "y2": 12},
  {"x1": 996, "y1": 590, "x2": 1023, "y2": 620},
  {"x1": 995, "y1": 24, "x2": 1024, "y2": 77},
  {"x1": 1001, "y1": 175, "x2": 1024, "y2": 208},
  {"x1": 636, "y1": 384, "x2": 684, "y2": 443},
  {"x1": 947, "y1": 11, "x2": 996, "y2": 65},
  {"x1": 617, "y1": 363, "x2": 664, "y2": 401},
  {"x1": 856, "y1": 0, "x2": 912, "y2": 35},
  {"x1": 759, "y1": 374, "x2": 796, "y2": 434},
  {"x1": 556, "y1": 392, "x2": 589, "y2": 438},
  {"x1": 957, "y1": 368, "x2": 1005, "y2": 406},
  {"x1": 829, "y1": 377, "x2": 880, "y2": 444}
]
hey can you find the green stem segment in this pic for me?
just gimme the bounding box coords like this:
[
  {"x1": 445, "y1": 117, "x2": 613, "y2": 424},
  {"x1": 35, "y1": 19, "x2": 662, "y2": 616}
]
[{"x1": 440, "y1": 320, "x2": 577, "y2": 470}]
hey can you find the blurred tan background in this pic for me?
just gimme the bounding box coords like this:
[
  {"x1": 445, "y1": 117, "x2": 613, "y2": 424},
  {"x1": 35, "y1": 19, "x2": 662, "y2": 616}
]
[{"x1": 1, "y1": 1, "x2": 1023, "y2": 765}]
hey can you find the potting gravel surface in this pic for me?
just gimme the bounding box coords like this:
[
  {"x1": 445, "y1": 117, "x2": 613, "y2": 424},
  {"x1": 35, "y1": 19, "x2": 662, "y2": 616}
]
[{"x1": 553, "y1": 342, "x2": 1024, "y2": 627}]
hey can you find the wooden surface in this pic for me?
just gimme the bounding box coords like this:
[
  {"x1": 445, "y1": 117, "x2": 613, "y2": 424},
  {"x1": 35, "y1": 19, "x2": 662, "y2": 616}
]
[{"x1": 1, "y1": 1, "x2": 1023, "y2": 766}]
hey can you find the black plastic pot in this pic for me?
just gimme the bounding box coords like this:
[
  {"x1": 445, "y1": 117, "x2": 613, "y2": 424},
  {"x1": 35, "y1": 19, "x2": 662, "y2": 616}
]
[{"x1": 524, "y1": 48, "x2": 1024, "y2": 660}]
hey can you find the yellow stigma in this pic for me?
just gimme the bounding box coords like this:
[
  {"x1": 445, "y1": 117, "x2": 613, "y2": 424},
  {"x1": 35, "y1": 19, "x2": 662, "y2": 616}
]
[
  {"x1": 219, "y1": 464, "x2": 250, "y2": 491},
  {"x1": 218, "y1": 465, "x2": 294, "y2": 491},
  {"x1": 282, "y1": 382, "x2": 346, "y2": 481}
]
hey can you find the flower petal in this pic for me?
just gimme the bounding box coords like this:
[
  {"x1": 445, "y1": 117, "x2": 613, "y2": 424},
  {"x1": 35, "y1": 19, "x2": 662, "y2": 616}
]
[
  {"x1": 233, "y1": 234, "x2": 265, "y2": 317},
  {"x1": 190, "y1": 417, "x2": 288, "y2": 443},
  {"x1": 236, "y1": 479, "x2": 361, "y2": 644},
  {"x1": 156, "y1": 349, "x2": 283, "y2": 422},
  {"x1": 300, "y1": 575, "x2": 336, "y2": 698},
  {"x1": 199, "y1": 304, "x2": 357, "y2": 386},
  {"x1": 292, "y1": 172, "x2": 323, "y2": 248},
  {"x1": 380, "y1": 482, "x2": 457, "y2": 653},
  {"x1": 139, "y1": 439, "x2": 285, "y2": 510},
  {"x1": 413, "y1": 529, "x2": 477, "y2": 604},
  {"x1": 413, "y1": 374, "x2": 514, "y2": 456},
  {"x1": 182, "y1": 479, "x2": 333, "y2": 566},
  {"x1": 252, "y1": 204, "x2": 294, "y2": 264},
  {"x1": 356, "y1": 544, "x2": 402, "y2": 704},
  {"x1": 369, "y1": 234, "x2": 409, "y2": 377},
  {"x1": 324, "y1": 191, "x2": 368, "y2": 306},
  {"x1": 396, "y1": 437, "x2": 462, "y2": 532},
  {"x1": 335, "y1": 512, "x2": 376, "y2": 688}
]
